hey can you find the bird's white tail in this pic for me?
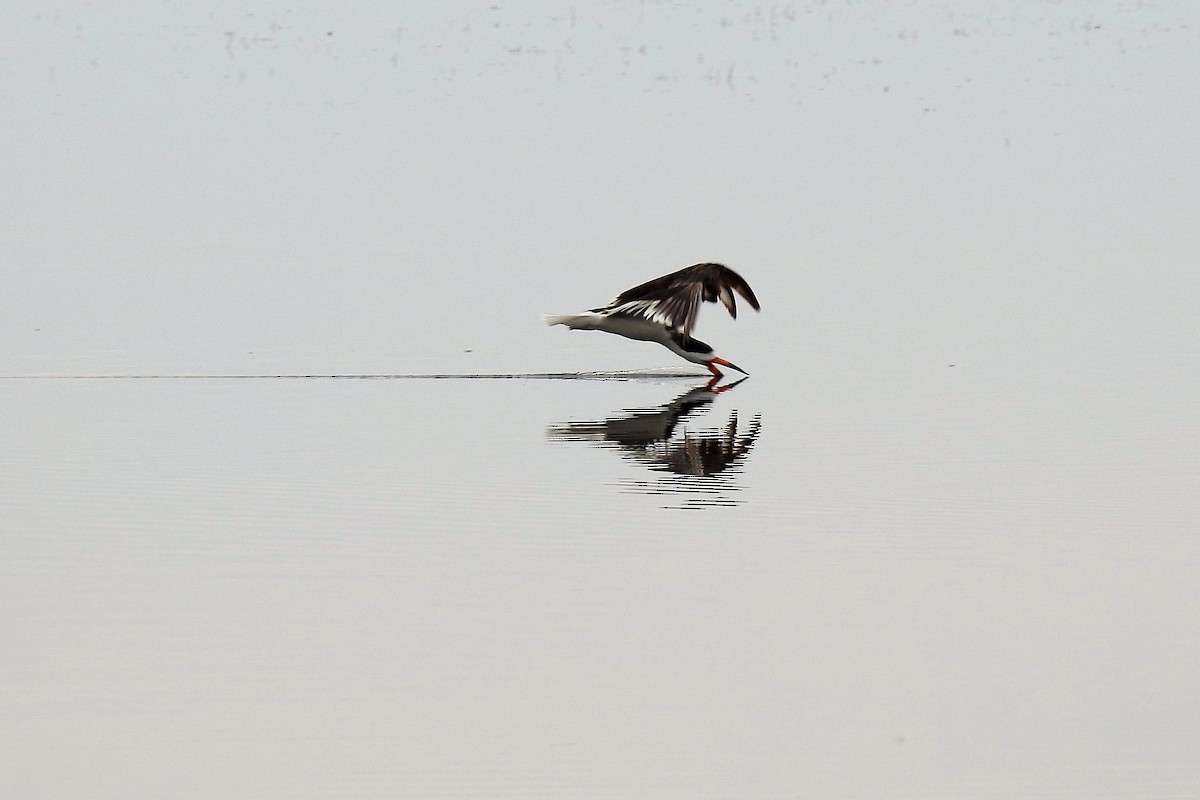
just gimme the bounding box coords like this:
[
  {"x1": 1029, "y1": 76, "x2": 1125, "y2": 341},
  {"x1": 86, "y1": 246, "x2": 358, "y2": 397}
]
[{"x1": 542, "y1": 313, "x2": 595, "y2": 329}]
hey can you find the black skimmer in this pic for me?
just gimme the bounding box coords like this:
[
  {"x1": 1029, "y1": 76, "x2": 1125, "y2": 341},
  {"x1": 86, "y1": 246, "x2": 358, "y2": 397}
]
[{"x1": 543, "y1": 262, "x2": 760, "y2": 377}]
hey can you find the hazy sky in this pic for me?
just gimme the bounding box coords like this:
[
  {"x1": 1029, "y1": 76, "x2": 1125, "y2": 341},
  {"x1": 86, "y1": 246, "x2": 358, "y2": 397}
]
[{"x1": 3, "y1": 1, "x2": 1197, "y2": 375}]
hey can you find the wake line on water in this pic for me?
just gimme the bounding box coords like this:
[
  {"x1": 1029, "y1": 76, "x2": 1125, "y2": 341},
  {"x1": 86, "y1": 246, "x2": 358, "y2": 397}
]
[{"x1": 2, "y1": 371, "x2": 705, "y2": 381}]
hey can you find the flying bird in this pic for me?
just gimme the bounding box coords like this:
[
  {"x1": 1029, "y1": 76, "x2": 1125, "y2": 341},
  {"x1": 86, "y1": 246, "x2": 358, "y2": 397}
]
[{"x1": 543, "y1": 262, "x2": 760, "y2": 377}]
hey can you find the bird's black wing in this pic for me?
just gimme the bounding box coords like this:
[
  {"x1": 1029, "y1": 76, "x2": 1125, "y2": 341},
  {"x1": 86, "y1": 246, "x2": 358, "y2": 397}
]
[{"x1": 603, "y1": 263, "x2": 760, "y2": 335}]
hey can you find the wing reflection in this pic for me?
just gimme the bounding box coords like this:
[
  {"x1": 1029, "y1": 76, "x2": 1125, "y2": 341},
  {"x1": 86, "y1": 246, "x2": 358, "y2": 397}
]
[{"x1": 547, "y1": 379, "x2": 762, "y2": 508}]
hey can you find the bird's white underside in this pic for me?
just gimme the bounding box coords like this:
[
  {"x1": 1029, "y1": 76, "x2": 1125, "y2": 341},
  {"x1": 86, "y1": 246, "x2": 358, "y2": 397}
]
[{"x1": 543, "y1": 311, "x2": 675, "y2": 347}]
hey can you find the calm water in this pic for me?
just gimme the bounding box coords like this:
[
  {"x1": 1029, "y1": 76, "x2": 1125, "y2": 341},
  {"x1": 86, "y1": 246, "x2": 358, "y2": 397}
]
[
  {"x1": 3, "y1": 361, "x2": 1196, "y2": 798},
  {"x1": 4, "y1": 1, "x2": 1200, "y2": 797}
]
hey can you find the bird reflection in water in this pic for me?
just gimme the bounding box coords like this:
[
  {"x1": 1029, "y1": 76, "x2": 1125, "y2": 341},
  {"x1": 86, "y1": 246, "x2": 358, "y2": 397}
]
[{"x1": 547, "y1": 378, "x2": 762, "y2": 508}]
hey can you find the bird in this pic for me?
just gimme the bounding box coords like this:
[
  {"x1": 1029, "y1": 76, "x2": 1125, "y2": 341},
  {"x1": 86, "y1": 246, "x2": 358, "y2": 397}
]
[{"x1": 543, "y1": 262, "x2": 760, "y2": 377}]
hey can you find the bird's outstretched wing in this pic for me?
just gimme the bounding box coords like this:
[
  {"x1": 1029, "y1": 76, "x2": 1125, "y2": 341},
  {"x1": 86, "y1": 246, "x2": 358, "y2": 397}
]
[{"x1": 598, "y1": 263, "x2": 760, "y2": 335}]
